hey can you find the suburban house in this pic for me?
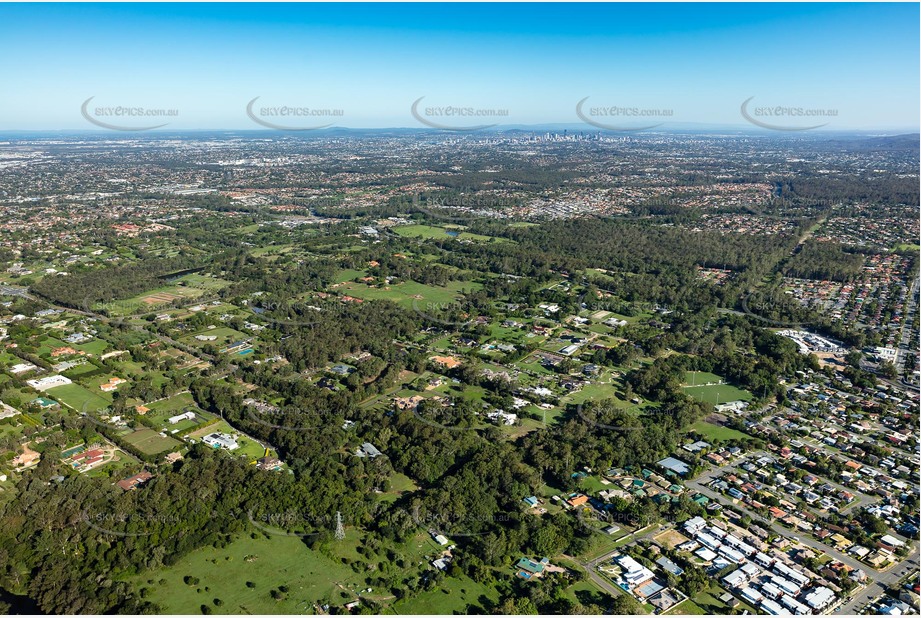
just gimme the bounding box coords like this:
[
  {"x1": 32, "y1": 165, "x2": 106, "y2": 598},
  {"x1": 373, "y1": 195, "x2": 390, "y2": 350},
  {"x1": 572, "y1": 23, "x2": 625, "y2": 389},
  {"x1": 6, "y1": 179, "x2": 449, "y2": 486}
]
[
  {"x1": 116, "y1": 471, "x2": 154, "y2": 491},
  {"x1": 201, "y1": 433, "x2": 239, "y2": 450}
]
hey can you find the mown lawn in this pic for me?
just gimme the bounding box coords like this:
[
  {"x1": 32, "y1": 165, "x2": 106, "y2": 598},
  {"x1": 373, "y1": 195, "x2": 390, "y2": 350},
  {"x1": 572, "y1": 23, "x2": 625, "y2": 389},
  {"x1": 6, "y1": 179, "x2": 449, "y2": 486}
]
[
  {"x1": 682, "y1": 383, "x2": 752, "y2": 405},
  {"x1": 689, "y1": 420, "x2": 752, "y2": 442},
  {"x1": 187, "y1": 420, "x2": 270, "y2": 461},
  {"x1": 392, "y1": 224, "x2": 507, "y2": 244},
  {"x1": 378, "y1": 473, "x2": 418, "y2": 504},
  {"x1": 122, "y1": 428, "x2": 181, "y2": 455},
  {"x1": 333, "y1": 279, "x2": 482, "y2": 312},
  {"x1": 682, "y1": 371, "x2": 724, "y2": 386},
  {"x1": 333, "y1": 268, "x2": 367, "y2": 283},
  {"x1": 564, "y1": 382, "x2": 625, "y2": 405},
  {"x1": 182, "y1": 327, "x2": 248, "y2": 348},
  {"x1": 45, "y1": 383, "x2": 111, "y2": 412},
  {"x1": 72, "y1": 338, "x2": 110, "y2": 356},
  {"x1": 691, "y1": 584, "x2": 757, "y2": 614}
]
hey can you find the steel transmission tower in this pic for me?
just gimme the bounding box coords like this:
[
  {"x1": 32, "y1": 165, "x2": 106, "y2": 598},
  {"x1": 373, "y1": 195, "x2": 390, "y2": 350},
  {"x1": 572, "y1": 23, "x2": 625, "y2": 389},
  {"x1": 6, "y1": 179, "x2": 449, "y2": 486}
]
[{"x1": 334, "y1": 511, "x2": 345, "y2": 541}]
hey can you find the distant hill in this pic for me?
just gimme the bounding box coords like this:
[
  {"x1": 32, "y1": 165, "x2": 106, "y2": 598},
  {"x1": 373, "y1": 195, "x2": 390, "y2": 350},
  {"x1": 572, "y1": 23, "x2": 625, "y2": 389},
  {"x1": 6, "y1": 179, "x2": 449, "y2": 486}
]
[{"x1": 824, "y1": 133, "x2": 920, "y2": 152}]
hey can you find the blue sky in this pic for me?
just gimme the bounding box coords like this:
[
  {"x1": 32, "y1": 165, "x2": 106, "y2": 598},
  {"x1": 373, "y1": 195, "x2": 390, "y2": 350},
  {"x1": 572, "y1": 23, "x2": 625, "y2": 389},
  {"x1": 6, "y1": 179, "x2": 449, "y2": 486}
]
[{"x1": 0, "y1": 3, "x2": 917, "y2": 131}]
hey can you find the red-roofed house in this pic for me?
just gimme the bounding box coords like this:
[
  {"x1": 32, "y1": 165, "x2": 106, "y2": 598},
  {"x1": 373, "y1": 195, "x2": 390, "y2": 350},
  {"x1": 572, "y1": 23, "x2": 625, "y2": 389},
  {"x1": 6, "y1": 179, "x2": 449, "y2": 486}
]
[{"x1": 117, "y1": 471, "x2": 154, "y2": 491}]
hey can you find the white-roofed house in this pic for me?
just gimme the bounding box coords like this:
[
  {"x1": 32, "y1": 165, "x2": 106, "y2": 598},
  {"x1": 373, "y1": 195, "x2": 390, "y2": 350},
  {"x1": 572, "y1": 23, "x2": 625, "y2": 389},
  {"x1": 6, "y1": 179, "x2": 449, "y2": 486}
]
[
  {"x1": 805, "y1": 586, "x2": 835, "y2": 611},
  {"x1": 740, "y1": 586, "x2": 762, "y2": 605}
]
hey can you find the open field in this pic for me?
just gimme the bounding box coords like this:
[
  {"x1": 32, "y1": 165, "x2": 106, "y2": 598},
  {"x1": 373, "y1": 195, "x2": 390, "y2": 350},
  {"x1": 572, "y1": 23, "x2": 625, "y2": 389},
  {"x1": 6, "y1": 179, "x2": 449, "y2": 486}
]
[
  {"x1": 181, "y1": 327, "x2": 248, "y2": 348},
  {"x1": 391, "y1": 224, "x2": 507, "y2": 244},
  {"x1": 384, "y1": 572, "x2": 499, "y2": 614},
  {"x1": 88, "y1": 274, "x2": 230, "y2": 316},
  {"x1": 563, "y1": 381, "x2": 622, "y2": 405},
  {"x1": 33, "y1": 336, "x2": 70, "y2": 357},
  {"x1": 122, "y1": 428, "x2": 181, "y2": 455},
  {"x1": 132, "y1": 530, "x2": 460, "y2": 614},
  {"x1": 665, "y1": 598, "x2": 706, "y2": 614},
  {"x1": 689, "y1": 420, "x2": 752, "y2": 442},
  {"x1": 682, "y1": 383, "x2": 752, "y2": 405},
  {"x1": 0, "y1": 350, "x2": 20, "y2": 367},
  {"x1": 682, "y1": 371, "x2": 724, "y2": 386},
  {"x1": 681, "y1": 371, "x2": 755, "y2": 405},
  {"x1": 249, "y1": 244, "x2": 295, "y2": 257},
  {"x1": 145, "y1": 391, "x2": 196, "y2": 413},
  {"x1": 143, "y1": 393, "x2": 211, "y2": 432},
  {"x1": 687, "y1": 584, "x2": 757, "y2": 615},
  {"x1": 187, "y1": 420, "x2": 268, "y2": 461},
  {"x1": 377, "y1": 472, "x2": 418, "y2": 504},
  {"x1": 72, "y1": 339, "x2": 110, "y2": 356},
  {"x1": 333, "y1": 268, "x2": 367, "y2": 283},
  {"x1": 576, "y1": 523, "x2": 642, "y2": 561},
  {"x1": 653, "y1": 529, "x2": 690, "y2": 549},
  {"x1": 45, "y1": 383, "x2": 111, "y2": 412},
  {"x1": 130, "y1": 534, "x2": 363, "y2": 614},
  {"x1": 61, "y1": 362, "x2": 103, "y2": 379},
  {"x1": 332, "y1": 279, "x2": 481, "y2": 311}
]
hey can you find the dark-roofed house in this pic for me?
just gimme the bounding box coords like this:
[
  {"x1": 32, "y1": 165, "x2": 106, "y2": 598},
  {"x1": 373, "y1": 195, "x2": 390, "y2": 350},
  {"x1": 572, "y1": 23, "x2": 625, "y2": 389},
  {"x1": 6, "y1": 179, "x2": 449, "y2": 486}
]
[
  {"x1": 257, "y1": 456, "x2": 282, "y2": 471},
  {"x1": 649, "y1": 588, "x2": 682, "y2": 612},
  {"x1": 356, "y1": 442, "x2": 383, "y2": 458},
  {"x1": 656, "y1": 556, "x2": 684, "y2": 576}
]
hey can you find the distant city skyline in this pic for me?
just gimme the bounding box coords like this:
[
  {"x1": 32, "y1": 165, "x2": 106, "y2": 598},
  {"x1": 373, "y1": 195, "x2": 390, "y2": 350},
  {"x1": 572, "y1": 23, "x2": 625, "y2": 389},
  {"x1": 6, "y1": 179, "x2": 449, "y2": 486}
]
[{"x1": 0, "y1": 3, "x2": 917, "y2": 131}]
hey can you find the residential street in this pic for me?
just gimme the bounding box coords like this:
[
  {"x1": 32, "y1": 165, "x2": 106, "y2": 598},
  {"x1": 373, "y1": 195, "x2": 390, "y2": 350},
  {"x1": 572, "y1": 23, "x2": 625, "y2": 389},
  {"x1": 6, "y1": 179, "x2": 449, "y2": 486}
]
[
  {"x1": 565, "y1": 525, "x2": 662, "y2": 604},
  {"x1": 686, "y1": 473, "x2": 920, "y2": 615},
  {"x1": 697, "y1": 449, "x2": 880, "y2": 515},
  {"x1": 895, "y1": 273, "x2": 919, "y2": 374},
  {"x1": 571, "y1": 508, "x2": 919, "y2": 617},
  {"x1": 836, "y1": 552, "x2": 919, "y2": 614}
]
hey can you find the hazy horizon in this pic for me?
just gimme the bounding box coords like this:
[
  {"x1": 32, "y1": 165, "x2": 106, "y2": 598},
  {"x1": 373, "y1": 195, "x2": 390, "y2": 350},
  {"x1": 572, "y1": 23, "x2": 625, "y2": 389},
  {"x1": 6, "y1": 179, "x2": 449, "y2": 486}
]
[{"x1": 0, "y1": 3, "x2": 918, "y2": 132}]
